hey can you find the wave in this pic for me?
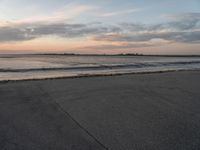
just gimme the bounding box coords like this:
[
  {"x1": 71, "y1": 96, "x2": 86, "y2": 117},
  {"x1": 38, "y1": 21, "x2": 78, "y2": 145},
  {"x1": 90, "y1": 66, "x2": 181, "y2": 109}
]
[{"x1": 0, "y1": 60, "x2": 200, "y2": 73}]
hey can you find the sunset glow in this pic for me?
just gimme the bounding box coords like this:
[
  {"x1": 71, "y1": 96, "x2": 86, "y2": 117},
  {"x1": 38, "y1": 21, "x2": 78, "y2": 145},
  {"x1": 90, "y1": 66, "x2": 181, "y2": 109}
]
[{"x1": 0, "y1": 0, "x2": 200, "y2": 54}]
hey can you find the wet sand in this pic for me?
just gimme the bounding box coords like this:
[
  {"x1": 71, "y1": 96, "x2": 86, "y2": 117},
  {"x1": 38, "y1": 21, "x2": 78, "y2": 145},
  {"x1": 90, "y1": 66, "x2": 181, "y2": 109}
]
[{"x1": 0, "y1": 71, "x2": 200, "y2": 150}]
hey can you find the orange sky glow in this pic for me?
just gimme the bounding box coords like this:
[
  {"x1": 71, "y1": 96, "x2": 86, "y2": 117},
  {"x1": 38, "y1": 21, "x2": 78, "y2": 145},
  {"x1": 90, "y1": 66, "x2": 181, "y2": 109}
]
[{"x1": 0, "y1": 0, "x2": 200, "y2": 54}]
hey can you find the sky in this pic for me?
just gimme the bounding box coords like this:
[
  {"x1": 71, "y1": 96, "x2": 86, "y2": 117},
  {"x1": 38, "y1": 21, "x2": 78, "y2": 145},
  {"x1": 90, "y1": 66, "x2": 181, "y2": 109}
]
[{"x1": 0, "y1": 0, "x2": 200, "y2": 54}]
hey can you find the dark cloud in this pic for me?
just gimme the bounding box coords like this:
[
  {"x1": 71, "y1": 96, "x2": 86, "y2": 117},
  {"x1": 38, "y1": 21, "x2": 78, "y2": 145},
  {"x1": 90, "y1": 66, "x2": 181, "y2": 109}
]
[
  {"x1": 95, "y1": 13, "x2": 200, "y2": 43},
  {"x1": 153, "y1": 13, "x2": 200, "y2": 31},
  {"x1": 31, "y1": 23, "x2": 121, "y2": 38},
  {"x1": 0, "y1": 23, "x2": 121, "y2": 42},
  {"x1": 119, "y1": 23, "x2": 146, "y2": 31},
  {"x1": 0, "y1": 27, "x2": 35, "y2": 42},
  {"x1": 120, "y1": 13, "x2": 200, "y2": 32},
  {"x1": 0, "y1": 13, "x2": 199, "y2": 45},
  {"x1": 94, "y1": 31, "x2": 200, "y2": 43}
]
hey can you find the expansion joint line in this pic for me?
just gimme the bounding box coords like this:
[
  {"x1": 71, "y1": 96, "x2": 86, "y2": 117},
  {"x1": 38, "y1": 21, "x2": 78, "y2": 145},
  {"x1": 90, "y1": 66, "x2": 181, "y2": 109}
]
[{"x1": 54, "y1": 101, "x2": 109, "y2": 150}]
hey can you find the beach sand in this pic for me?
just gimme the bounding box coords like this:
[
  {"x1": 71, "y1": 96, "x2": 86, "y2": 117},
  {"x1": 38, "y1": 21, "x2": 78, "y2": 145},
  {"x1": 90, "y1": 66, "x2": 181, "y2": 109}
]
[{"x1": 0, "y1": 71, "x2": 200, "y2": 150}]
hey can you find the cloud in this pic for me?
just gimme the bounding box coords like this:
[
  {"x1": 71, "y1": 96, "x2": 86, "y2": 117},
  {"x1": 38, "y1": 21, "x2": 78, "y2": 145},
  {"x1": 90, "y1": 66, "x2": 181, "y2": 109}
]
[
  {"x1": 164, "y1": 13, "x2": 200, "y2": 21},
  {"x1": 28, "y1": 23, "x2": 121, "y2": 39},
  {"x1": 0, "y1": 12, "x2": 199, "y2": 49},
  {"x1": 94, "y1": 12, "x2": 200, "y2": 43},
  {"x1": 94, "y1": 31, "x2": 200, "y2": 43},
  {"x1": 96, "y1": 8, "x2": 141, "y2": 17},
  {"x1": 0, "y1": 27, "x2": 35, "y2": 42},
  {"x1": 0, "y1": 23, "x2": 121, "y2": 42}
]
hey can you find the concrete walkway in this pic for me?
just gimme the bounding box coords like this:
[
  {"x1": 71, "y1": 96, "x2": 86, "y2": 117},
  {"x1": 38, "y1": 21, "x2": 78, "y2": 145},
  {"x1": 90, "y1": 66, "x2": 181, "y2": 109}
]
[{"x1": 0, "y1": 71, "x2": 200, "y2": 150}]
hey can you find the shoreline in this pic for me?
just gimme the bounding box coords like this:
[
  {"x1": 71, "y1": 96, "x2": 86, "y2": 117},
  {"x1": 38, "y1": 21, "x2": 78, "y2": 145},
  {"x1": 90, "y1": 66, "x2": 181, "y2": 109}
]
[{"x1": 0, "y1": 68, "x2": 200, "y2": 84}]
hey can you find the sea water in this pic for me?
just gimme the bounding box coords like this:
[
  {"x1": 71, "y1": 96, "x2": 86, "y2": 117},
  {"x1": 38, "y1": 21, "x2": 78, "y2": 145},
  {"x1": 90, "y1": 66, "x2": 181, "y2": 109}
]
[{"x1": 0, "y1": 54, "x2": 200, "y2": 81}]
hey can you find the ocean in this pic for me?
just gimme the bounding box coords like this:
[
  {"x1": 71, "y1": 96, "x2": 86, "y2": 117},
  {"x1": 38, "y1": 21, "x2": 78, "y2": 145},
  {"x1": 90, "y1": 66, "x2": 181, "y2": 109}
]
[{"x1": 0, "y1": 54, "x2": 200, "y2": 81}]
